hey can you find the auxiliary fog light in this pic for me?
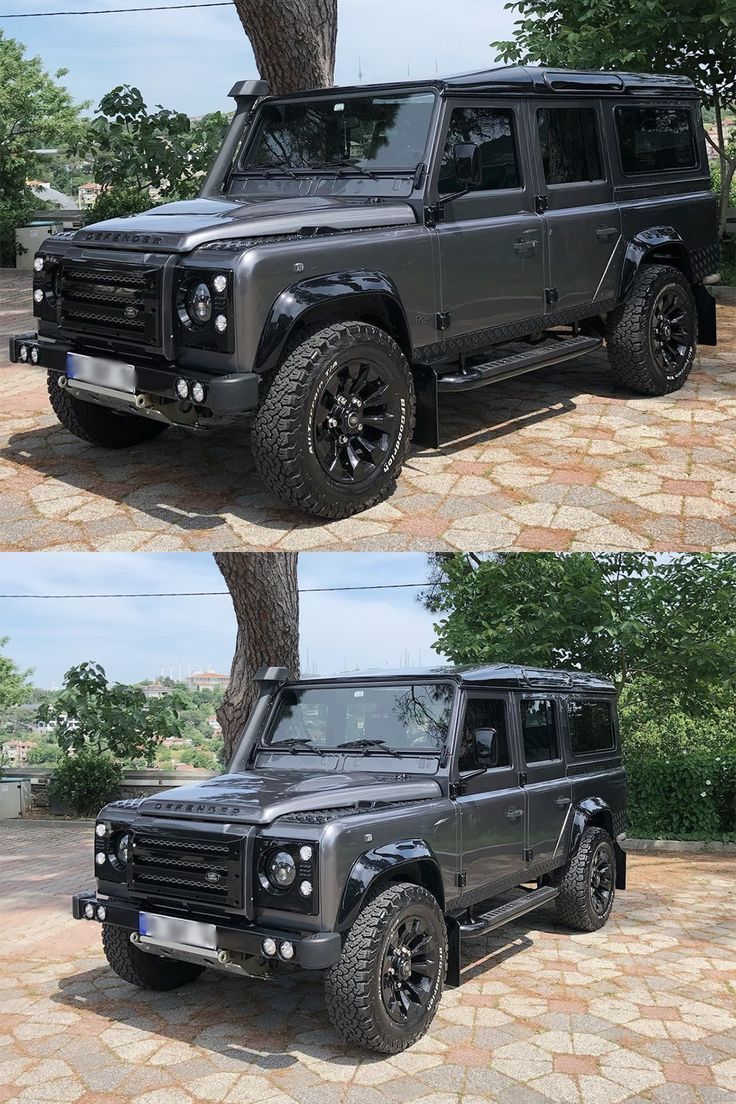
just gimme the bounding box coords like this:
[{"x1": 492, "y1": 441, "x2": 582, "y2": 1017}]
[
  {"x1": 214, "y1": 314, "x2": 227, "y2": 334},
  {"x1": 33, "y1": 256, "x2": 44, "y2": 272},
  {"x1": 33, "y1": 288, "x2": 44, "y2": 303},
  {"x1": 190, "y1": 381, "x2": 205, "y2": 404},
  {"x1": 299, "y1": 844, "x2": 313, "y2": 862},
  {"x1": 30, "y1": 347, "x2": 39, "y2": 365},
  {"x1": 212, "y1": 274, "x2": 227, "y2": 294},
  {"x1": 95, "y1": 822, "x2": 107, "y2": 838},
  {"x1": 96, "y1": 905, "x2": 107, "y2": 921},
  {"x1": 299, "y1": 880, "x2": 312, "y2": 897},
  {"x1": 175, "y1": 378, "x2": 190, "y2": 401},
  {"x1": 262, "y1": 937, "x2": 277, "y2": 957},
  {"x1": 279, "y1": 941, "x2": 295, "y2": 961},
  {"x1": 18, "y1": 344, "x2": 28, "y2": 363},
  {"x1": 95, "y1": 851, "x2": 106, "y2": 866},
  {"x1": 83, "y1": 903, "x2": 95, "y2": 919}
]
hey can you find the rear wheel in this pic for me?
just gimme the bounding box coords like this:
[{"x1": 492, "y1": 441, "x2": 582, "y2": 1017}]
[
  {"x1": 101, "y1": 924, "x2": 204, "y2": 990},
  {"x1": 555, "y1": 827, "x2": 616, "y2": 932},
  {"x1": 48, "y1": 372, "x2": 168, "y2": 448},
  {"x1": 325, "y1": 882, "x2": 446, "y2": 1054}
]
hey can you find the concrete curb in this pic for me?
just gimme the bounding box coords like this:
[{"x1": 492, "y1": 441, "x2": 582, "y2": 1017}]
[
  {"x1": 624, "y1": 837, "x2": 736, "y2": 853},
  {"x1": 712, "y1": 285, "x2": 736, "y2": 305}
]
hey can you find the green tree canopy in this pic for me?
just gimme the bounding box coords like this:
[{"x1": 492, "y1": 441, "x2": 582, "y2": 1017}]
[
  {"x1": 424, "y1": 553, "x2": 736, "y2": 707},
  {"x1": 0, "y1": 637, "x2": 32, "y2": 710}
]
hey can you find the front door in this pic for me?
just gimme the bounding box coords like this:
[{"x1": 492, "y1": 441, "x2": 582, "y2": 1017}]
[
  {"x1": 432, "y1": 100, "x2": 546, "y2": 341},
  {"x1": 517, "y1": 696, "x2": 571, "y2": 869},
  {"x1": 454, "y1": 692, "x2": 525, "y2": 897},
  {"x1": 529, "y1": 100, "x2": 622, "y2": 311}
]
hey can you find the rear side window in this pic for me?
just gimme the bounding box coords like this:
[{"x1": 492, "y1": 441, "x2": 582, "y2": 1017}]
[
  {"x1": 567, "y1": 700, "x2": 615, "y2": 755},
  {"x1": 520, "y1": 699, "x2": 558, "y2": 763},
  {"x1": 537, "y1": 107, "x2": 603, "y2": 184},
  {"x1": 615, "y1": 106, "x2": 697, "y2": 174},
  {"x1": 459, "y1": 697, "x2": 510, "y2": 772},
  {"x1": 439, "y1": 106, "x2": 521, "y2": 194}
]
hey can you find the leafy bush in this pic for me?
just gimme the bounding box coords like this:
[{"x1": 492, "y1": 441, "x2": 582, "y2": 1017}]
[
  {"x1": 48, "y1": 750, "x2": 122, "y2": 817},
  {"x1": 625, "y1": 752, "x2": 736, "y2": 840}
]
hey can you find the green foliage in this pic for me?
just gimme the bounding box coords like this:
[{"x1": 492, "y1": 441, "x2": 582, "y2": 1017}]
[
  {"x1": 77, "y1": 85, "x2": 229, "y2": 222},
  {"x1": 0, "y1": 638, "x2": 32, "y2": 710},
  {"x1": 48, "y1": 749, "x2": 122, "y2": 817},
  {"x1": 39, "y1": 661, "x2": 185, "y2": 765},
  {"x1": 27, "y1": 740, "x2": 61, "y2": 766},
  {"x1": 0, "y1": 31, "x2": 87, "y2": 264},
  {"x1": 625, "y1": 752, "x2": 736, "y2": 840}
]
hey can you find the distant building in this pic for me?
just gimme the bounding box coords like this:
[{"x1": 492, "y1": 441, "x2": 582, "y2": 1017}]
[
  {"x1": 141, "y1": 680, "x2": 171, "y2": 699},
  {"x1": 161, "y1": 737, "x2": 193, "y2": 748},
  {"x1": 27, "y1": 180, "x2": 79, "y2": 210},
  {"x1": 207, "y1": 715, "x2": 222, "y2": 733},
  {"x1": 78, "y1": 182, "x2": 102, "y2": 210},
  {"x1": 186, "y1": 671, "x2": 229, "y2": 691},
  {"x1": 2, "y1": 740, "x2": 35, "y2": 766}
]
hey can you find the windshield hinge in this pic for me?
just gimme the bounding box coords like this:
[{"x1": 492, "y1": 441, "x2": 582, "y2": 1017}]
[
  {"x1": 523, "y1": 848, "x2": 533, "y2": 863},
  {"x1": 436, "y1": 310, "x2": 451, "y2": 332},
  {"x1": 535, "y1": 194, "x2": 548, "y2": 214},
  {"x1": 545, "y1": 287, "x2": 559, "y2": 306},
  {"x1": 424, "y1": 204, "x2": 443, "y2": 227},
  {"x1": 519, "y1": 770, "x2": 528, "y2": 787}
]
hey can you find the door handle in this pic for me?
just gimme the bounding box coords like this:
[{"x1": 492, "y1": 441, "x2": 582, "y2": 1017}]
[
  {"x1": 556, "y1": 796, "x2": 571, "y2": 808},
  {"x1": 514, "y1": 238, "x2": 537, "y2": 255},
  {"x1": 506, "y1": 807, "x2": 524, "y2": 821},
  {"x1": 596, "y1": 227, "x2": 618, "y2": 242}
]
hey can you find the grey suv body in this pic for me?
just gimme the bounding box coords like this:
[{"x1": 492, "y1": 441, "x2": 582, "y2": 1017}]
[
  {"x1": 11, "y1": 66, "x2": 718, "y2": 517},
  {"x1": 73, "y1": 663, "x2": 627, "y2": 1052}
]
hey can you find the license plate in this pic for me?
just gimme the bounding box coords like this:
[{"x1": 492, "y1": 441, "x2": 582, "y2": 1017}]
[
  {"x1": 139, "y1": 912, "x2": 217, "y2": 949},
  {"x1": 66, "y1": 352, "x2": 136, "y2": 394}
]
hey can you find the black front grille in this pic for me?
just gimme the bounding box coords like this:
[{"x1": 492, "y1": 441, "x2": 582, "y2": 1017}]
[
  {"x1": 58, "y1": 262, "x2": 161, "y2": 348},
  {"x1": 129, "y1": 830, "x2": 245, "y2": 910}
]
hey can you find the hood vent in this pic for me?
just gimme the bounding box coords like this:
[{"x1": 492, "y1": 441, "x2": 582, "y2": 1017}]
[{"x1": 276, "y1": 798, "x2": 427, "y2": 825}]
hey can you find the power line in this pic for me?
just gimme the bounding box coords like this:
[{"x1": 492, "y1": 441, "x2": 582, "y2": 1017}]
[
  {"x1": 0, "y1": 2, "x2": 232, "y2": 18},
  {"x1": 0, "y1": 583, "x2": 429, "y2": 599}
]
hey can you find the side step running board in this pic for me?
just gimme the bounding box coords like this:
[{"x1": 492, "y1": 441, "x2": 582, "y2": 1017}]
[
  {"x1": 436, "y1": 336, "x2": 603, "y2": 393},
  {"x1": 446, "y1": 886, "x2": 559, "y2": 987}
]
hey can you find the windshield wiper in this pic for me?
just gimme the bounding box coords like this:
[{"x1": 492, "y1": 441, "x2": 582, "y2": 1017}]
[
  {"x1": 320, "y1": 160, "x2": 376, "y2": 178},
  {"x1": 238, "y1": 167, "x2": 298, "y2": 179},
  {"x1": 336, "y1": 738, "x2": 401, "y2": 757},
  {"x1": 269, "y1": 738, "x2": 324, "y2": 755}
]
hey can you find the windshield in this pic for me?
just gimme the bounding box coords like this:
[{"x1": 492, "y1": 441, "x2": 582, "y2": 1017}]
[
  {"x1": 241, "y1": 92, "x2": 435, "y2": 174},
  {"x1": 262, "y1": 682, "x2": 455, "y2": 754}
]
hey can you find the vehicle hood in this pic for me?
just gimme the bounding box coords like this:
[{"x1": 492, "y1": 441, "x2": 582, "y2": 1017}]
[
  {"x1": 136, "y1": 768, "x2": 441, "y2": 825},
  {"x1": 68, "y1": 196, "x2": 417, "y2": 253}
]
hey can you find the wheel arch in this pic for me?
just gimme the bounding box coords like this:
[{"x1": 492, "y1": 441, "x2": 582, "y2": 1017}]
[
  {"x1": 337, "y1": 839, "x2": 445, "y2": 931},
  {"x1": 620, "y1": 227, "x2": 692, "y2": 301},
  {"x1": 254, "y1": 271, "x2": 413, "y2": 374},
  {"x1": 569, "y1": 797, "x2": 626, "y2": 890}
]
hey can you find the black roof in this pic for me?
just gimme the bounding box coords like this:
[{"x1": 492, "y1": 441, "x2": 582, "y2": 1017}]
[
  {"x1": 300, "y1": 663, "x2": 614, "y2": 692},
  {"x1": 269, "y1": 65, "x2": 696, "y2": 101}
]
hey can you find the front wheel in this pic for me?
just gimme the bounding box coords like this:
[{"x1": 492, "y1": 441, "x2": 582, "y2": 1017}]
[
  {"x1": 252, "y1": 322, "x2": 415, "y2": 519},
  {"x1": 325, "y1": 882, "x2": 447, "y2": 1054},
  {"x1": 555, "y1": 827, "x2": 616, "y2": 932}
]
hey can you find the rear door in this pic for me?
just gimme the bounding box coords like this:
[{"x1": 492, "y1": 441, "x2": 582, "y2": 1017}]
[
  {"x1": 517, "y1": 696, "x2": 571, "y2": 868},
  {"x1": 455, "y1": 692, "x2": 525, "y2": 896},
  {"x1": 529, "y1": 100, "x2": 622, "y2": 311}
]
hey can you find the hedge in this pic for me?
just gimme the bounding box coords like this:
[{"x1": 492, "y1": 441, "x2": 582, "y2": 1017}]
[{"x1": 625, "y1": 752, "x2": 736, "y2": 841}]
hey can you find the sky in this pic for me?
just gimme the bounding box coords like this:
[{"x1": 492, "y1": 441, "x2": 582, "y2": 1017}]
[
  {"x1": 0, "y1": 553, "x2": 444, "y2": 689},
  {"x1": 0, "y1": 0, "x2": 518, "y2": 116}
]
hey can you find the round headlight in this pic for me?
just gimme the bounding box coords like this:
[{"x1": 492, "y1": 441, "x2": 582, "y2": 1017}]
[
  {"x1": 280, "y1": 940, "x2": 295, "y2": 960},
  {"x1": 83, "y1": 902, "x2": 95, "y2": 919},
  {"x1": 115, "y1": 832, "x2": 130, "y2": 866},
  {"x1": 96, "y1": 905, "x2": 107, "y2": 921},
  {"x1": 18, "y1": 344, "x2": 28, "y2": 363},
  {"x1": 214, "y1": 314, "x2": 227, "y2": 333},
  {"x1": 190, "y1": 381, "x2": 205, "y2": 405},
  {"x1": 187, "y1": 282, "x2": 212, "y2": 324},
  {"x1": 95, "y1": 822, "x2": 107, "y2": 838},
  {"x1": 175, "y1": 378, "x2": 190, "y2": 401},
  {"x1": 268, "y1": 850, "x2": 296, "y2": 888},
  {"x1": 212, "y1": 274, "x2": 227, "y2": 294},
  {"x1": 34, "y1": 256, "x2": 44, "y2": 272},
  {"x1": 262, "y1": 937, "x2": 277, "y2": 957},
  {"x1": 30, "y1": 347, "x2": 39, "y2": 365}
]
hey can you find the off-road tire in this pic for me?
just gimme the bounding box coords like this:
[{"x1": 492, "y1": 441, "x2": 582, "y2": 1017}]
[
  {"x1": 324, "y1": 882, "x2": 447, "y2": 1054},
  {"x1": 605, "y1": 264, "x2": 697, "y2": 395},
  {"x1": 101, "y1": 924, "x2": 204, "y2": 990},
  {"x1": 252, "y1": 322, "x2": 415, "y2": 519},
  {"x1": 555, "y1": 827, "x2": 616, "y2": 933},
  {"x1": 48, "y1": 372, "x2": 168, "y2": 448}
]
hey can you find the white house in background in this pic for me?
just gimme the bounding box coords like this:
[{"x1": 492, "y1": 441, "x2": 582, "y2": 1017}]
[
  {"x1": 78, "y1": 181, "x2": 102, "y2": 209},
  {"x1": 141, "y1": 680, "x2": 171, "y2": 699},
  {"x1": 2, "y1": 740, "x2": 35, "y2": 766},
  {"x1": 186, "y1": 670, "x2": 229, "y2": 691}
]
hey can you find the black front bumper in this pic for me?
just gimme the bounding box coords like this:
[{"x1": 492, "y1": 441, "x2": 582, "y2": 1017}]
[
  {"x1": 8, "y1": 334, "x2": 259, "y2": 417},
  {"x1": 72, "y1": 891, "x2": 342, "y2": 970}
]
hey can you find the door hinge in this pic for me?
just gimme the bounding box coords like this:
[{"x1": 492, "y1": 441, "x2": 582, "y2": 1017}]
[
  {"x1": 545, "y1": 288, "x2": 559, "y2": 305},
  {"x1": 519, "y1": 771, "x2": 528, "y2": 787},
  {"x1": 424, "y1": 204, "x2": 443, "y2": 227},
  {"x1": 436, "y1": 310, "x2": 451, "y2": 331},
  {"x1": 455, "y1": 869, "x2": 467, "y2": 888},
  {"x1": 535, "y1": 194, "x2": 548, "y2": 214},
  {"x1": 523, "y1": 848, "x2": 533, "y2": 863}
]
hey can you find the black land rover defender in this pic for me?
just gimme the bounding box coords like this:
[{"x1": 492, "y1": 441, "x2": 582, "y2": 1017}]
[
  {"x1": 73, "y1": 664, "x2": 627, "y2": 1053},
  {"x1": 11, "y1": 67, "x2": 718, "y2": 519}
]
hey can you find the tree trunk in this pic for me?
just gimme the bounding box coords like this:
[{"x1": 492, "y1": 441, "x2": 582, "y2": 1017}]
[
  {"x1": 233, "y1": 0, "x2": 337, "y2": 94},
  {"x1": 214, "y1": 553, "x2": 299, "y2": 764}
]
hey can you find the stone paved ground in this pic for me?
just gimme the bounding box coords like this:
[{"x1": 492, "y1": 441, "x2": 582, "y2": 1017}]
[
  {"x1": 1, "y1": 819, "x2": 735, "y2": 1104},
  {"x1": 1, "y1": 270, "x2": 735, "y2": 552}
]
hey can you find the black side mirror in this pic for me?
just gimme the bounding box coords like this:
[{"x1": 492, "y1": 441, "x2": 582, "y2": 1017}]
[
  {"x1": 453, "y1": 142, "x2": 481, "y2": 188},
  {"x1": 474, "y1": 727, "x2": 497, "y2": 767}
]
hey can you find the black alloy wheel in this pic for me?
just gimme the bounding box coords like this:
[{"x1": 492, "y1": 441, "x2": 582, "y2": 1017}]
[
  {"x1": 589, "y1": 841, "x2": 614, "y2": 917},
  {"x1": 380, "y1": 914, "x2": 440, "y2": 1027},
  {"x1": 650, "y1": 283, "x2": 695, "y2": 380}
]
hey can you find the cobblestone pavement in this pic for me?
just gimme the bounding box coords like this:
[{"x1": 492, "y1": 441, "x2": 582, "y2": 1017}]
[
  {"x1": 1, "y1": 819, "x2": 735, "y2": 1104},
  {"x1": 2, "y1": 270, "x2": 735, "y2": 552}
]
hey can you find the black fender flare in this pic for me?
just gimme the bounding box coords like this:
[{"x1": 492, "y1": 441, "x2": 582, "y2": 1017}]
[
  {"x1": 619, "y1": 226, "x2": 692, "y2": 301},
  {"x1": 254, "y1": 270, "x2": 412, "y2": 374},
  {"x1": 569, "y1": 797, "x2": 626, "y2": 889},
  {"x1": 337, "y1": 838, "x2": 444, "y2": 930}
]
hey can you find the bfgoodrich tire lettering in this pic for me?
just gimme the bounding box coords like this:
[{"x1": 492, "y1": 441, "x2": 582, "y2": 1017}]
[
  {"x1": 101, "y1": 924, "x2": 204, "y2": 990},
  {"x1": 605, "y1": 264, "x2": 697, "y2": 395},
  {"x1": 555, "y1": 826, "x2": 616, "y2": 932},
  {"x1": 324, "y1": 881, "x2": 446, "y2": 1054},
  {"x1": 252, "y1": 321, "x2": 415, "y2": 519},
  {"x1": 47, "y1": 372, "x2": 168, "y2": 448}
]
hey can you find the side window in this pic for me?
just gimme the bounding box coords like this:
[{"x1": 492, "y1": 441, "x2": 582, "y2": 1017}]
[
  {"x1": 520, "y1": 699, "x2": 558, "y2": 763},
  {"x1": 567, "y1": 700, "x2": 614, "y2": 755},
  {"x1": 537, "y1": 107, "x2": 603, "y2": 184},
  {"x1": 615, "y1": 106, "x2": 697, "y2": 174},
  {"x1": 458, "y1": 697, "x2": 510, "y2": 772},
  {"x1": 439, "y1": 106, "x2": 521, "y2": 194}
]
